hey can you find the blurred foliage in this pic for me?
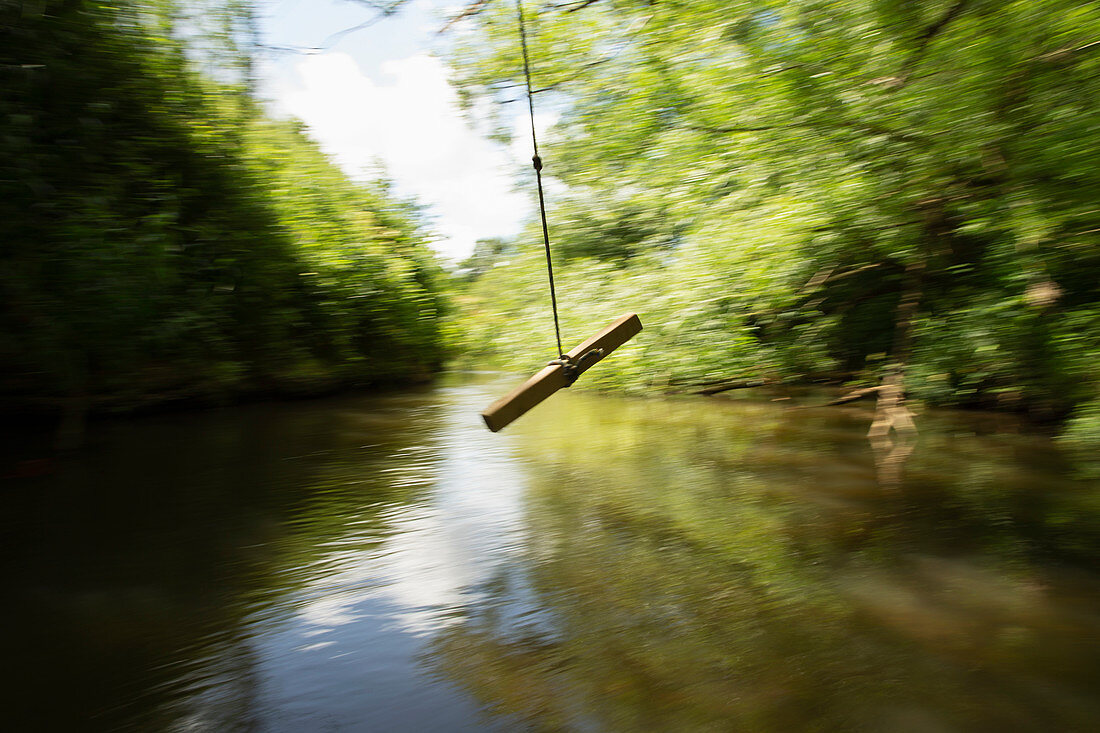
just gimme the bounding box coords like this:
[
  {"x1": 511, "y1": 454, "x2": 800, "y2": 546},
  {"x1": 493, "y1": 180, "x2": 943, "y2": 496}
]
[
  {"x1": 0, "y1": 0, "x2": 445, "y2": 412},
  {"x1": 454, "y1": 237, "x2": 516, "y2": 283},
  {"x1": 444, "y1": 0, "x2": 1100, "y2": 444},
  {"x1": 1062, "y1": 395, "x2": 1100, "y2": 477}
]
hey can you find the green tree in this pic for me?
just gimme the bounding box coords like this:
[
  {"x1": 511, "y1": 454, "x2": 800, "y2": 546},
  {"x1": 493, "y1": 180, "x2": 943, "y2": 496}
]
[
  {"x1": 444, "y1": 0, "x2": 1100, "y2": 434},
  {"x1": 456, "y1": 237, "x2": 516, "y2": 283},
  {"x1": 0, "y1": 0, "x2": 445, "y2": 424}
]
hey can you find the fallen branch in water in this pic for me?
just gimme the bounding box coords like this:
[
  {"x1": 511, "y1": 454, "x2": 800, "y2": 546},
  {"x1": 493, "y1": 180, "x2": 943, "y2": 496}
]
[
  {"x1": 693, "y1": 379, "x2": 770, "y2": 396},
  {"x1": 822, "y1": 385, "x2": 883, "y2": 406}
]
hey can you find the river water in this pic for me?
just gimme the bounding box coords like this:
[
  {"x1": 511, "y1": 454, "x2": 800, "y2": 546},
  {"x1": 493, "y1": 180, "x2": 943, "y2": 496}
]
[{"x1": 2, "y1": 374, "x2": 1098, "y2": 731}]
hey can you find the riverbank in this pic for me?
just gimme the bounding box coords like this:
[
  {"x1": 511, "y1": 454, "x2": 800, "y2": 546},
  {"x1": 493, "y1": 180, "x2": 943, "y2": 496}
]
[{"x1": 0, "y1": 365, "x2": 441, "y2": 452}]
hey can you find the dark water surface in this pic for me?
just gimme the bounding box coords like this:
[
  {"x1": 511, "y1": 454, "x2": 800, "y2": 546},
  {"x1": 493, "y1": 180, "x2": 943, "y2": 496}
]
[{"x1": 2, "y1": 374, "x2": 1098, "y2": 731}]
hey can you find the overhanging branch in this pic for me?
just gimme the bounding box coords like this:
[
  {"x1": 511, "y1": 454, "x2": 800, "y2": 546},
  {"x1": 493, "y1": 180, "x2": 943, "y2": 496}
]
[
  {"x1": 895, "y1": 0, "x2": 972, "y2": 89},
  {"x1": 438, "y1": 0, "x2": 493, "y2": 34}
]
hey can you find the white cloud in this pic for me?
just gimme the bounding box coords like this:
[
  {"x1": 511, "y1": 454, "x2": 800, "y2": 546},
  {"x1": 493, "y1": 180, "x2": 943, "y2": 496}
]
[{"x1": 273, "y1": 51, "x2": 530, "y2": 261}]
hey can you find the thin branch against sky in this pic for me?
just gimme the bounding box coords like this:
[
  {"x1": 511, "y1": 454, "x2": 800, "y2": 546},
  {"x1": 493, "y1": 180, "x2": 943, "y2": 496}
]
[{"x1": 259, "y1": 0, "x2": 536, "y2": 261}]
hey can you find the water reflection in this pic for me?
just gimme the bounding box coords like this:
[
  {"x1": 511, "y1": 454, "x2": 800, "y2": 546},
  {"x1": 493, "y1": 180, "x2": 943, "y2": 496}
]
[
  {"x1": 870, "y1": 432, "x2": 917, "y2": 490},
  {"x1": 1, "y1": 377, "x2": 1097, "y2": 731},
  {"x1": 430, "y1": 386, "x2": 1100, "y2": 732},
  {"x1": 155, "y1": 385, "x2": 531, "y2": 732}
]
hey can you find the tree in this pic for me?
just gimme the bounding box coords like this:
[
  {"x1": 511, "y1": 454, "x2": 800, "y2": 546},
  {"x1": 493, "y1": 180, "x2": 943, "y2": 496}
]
[
  {"x1": 444, "y1": 0, "x2": 1100, "y2": 430},
  {"x1": 0, "y1": 0, "x2": 446, "y2": 424},
  {"x1": 456, "y1": 237, "x2": 516, "y2": 283}
]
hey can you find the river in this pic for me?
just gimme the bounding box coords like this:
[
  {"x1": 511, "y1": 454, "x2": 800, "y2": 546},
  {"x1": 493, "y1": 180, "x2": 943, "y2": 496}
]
[{"x1": 2, "y1": 373, "x2": 1098, "y2": 731}]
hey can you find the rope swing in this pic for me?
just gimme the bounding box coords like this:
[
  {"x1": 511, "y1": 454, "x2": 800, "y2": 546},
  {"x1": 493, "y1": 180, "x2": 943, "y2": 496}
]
[
  {"x1": 480, "y1": 0, "x2": 642, "y2": 433},
  {"x1": 515, "y1": 0, "x2": 565, "y2": 361}
]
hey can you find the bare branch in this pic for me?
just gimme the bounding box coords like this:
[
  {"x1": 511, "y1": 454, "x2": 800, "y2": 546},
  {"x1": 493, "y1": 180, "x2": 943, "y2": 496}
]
[
  {"x1": 438, "y1": 0, "x2": 493, "y2": 34},
  {"x1": 565, "y1": 0, "x2": 605, "y2": 12},
  {"x1": 815, "y1": 262, "x2": 885, "y2": 287},
  {"x1": 895, "y1": 0, "x2": 972, "y2": 89},
  {"x1": 1034, "y1": 39, "x2": 1100, "y2": 65},
  {"x1": 685, "y1": 124, "x2": 789, "y2": 133},
  {"x1": 318, "y1": 16, "x2": 387, "y2": 48},
  {"x1": 259, "y1": 2, "x2": 406, "y2": 55},
  {"x1": 531, "y1": 57, "x2": 613, "y2": 93},
  {"x1": 693, "y1": 379, "x2": 770, "y2": 396},
  {"x1": 685, "y1": 120, "x2": 931, "y2": 147},
  {"x1": 821, "y1": 386, "x2": 882, "y2": 406}
]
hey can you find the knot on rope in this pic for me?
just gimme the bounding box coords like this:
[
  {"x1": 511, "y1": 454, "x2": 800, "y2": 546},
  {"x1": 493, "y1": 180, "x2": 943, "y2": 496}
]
[
  {"x1": 548, "y1": 348, "x2": 604, "y2": 386},
  {"x1": 532, "y1": 154, "x2": 543, "y2": 172}
]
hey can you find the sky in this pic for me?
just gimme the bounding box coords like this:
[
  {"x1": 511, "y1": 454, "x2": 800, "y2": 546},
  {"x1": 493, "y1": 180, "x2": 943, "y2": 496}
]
[{"x1": 258, "y1": 0, "x2": 545, "y2": 263}]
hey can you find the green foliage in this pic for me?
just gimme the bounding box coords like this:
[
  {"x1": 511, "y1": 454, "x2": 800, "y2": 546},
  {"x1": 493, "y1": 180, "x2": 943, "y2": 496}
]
[
  {"x1": 454, "y1": 237, "x2": 515, "y2": 283},
  {"x1": 1062, "y1": 394, "x2": 1100, "y2": 475},
  {"x1": 0, "y1": 0, "x2": 445, "y2": 410},
  {"x1": 445, "y1": 0, "x2": 1100, "y2": 426}
]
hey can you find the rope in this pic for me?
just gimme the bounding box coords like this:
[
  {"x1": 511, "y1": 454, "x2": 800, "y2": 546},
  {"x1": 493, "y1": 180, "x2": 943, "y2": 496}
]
[{"x1": 515, "y1": 0, "x2": 566, "y2": 360}]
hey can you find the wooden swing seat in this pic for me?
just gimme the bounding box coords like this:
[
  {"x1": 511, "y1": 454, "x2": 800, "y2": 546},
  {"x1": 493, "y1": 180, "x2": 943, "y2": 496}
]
[{"x1": 481, "y1": 313, "x2": 642, "y2": 432}]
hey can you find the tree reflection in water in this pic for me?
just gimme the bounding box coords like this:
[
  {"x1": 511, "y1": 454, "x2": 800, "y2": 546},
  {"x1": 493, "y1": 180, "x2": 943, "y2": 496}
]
[{"x1": 428, "y1": 390, "x2": 1100, "y2": 732}]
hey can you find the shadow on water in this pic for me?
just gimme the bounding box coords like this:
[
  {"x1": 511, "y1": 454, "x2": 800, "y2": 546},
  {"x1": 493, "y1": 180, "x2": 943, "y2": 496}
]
[
  {"x1": 1, "y1": 375, "x2": 1098, "y2": 731},
  {"x1": 0, "y1": 388, "x2": 480, "y2": 731}
]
